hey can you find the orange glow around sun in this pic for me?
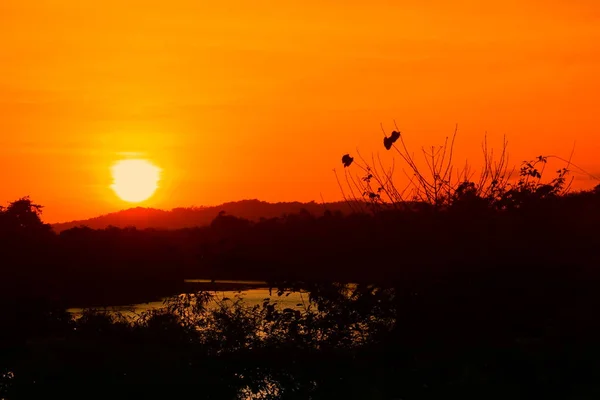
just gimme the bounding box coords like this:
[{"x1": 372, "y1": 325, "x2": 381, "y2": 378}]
[
  {"x1": 110, "y1": 159, "x2": 162, "y2": 203},
  {"x1": 1, "y1": 0, "x2": 599, "y2": 222}
]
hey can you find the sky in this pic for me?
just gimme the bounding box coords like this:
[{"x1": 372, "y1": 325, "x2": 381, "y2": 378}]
[{"x1": 1, "y1": 0, "x2": 599, "y2": 222}]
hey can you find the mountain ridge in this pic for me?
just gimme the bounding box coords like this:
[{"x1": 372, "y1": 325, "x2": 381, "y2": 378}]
[{"x1": 51, "y1": 199, "x2": 354, "y2": 232}]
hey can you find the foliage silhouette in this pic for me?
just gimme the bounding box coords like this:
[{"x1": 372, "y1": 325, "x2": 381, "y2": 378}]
[
  {"x1": 341, "y1": 154, "x2": 354, "y2": 168},
  {"x1": 2, "y1": 130, "x2": 600, "y2": 398}
]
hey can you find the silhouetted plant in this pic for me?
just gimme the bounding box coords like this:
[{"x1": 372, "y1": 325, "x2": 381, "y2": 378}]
[
  {"x1": 0, "y1": 196, "x2": 53, "y2": 237},
  {"x1": 336, "y1": 124, "x2": 582, "y2": 213},
  {"x1": 3, "y1": 173, "x2": 600, "y2": 399}
]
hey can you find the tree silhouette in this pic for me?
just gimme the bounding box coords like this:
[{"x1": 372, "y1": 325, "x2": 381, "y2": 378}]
[{"x1": 0, "y1": 197, "x2": 51, "y2": 234}]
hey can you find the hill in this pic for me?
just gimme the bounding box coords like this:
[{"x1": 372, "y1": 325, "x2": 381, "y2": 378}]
[{"x1": 51, "y1": 199, "x2": 354, "y2": 232}]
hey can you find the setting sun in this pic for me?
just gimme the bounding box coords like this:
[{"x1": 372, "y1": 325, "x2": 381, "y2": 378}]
[{"x1": 110, "y1": 159, "x2": 161, "y2": 203}]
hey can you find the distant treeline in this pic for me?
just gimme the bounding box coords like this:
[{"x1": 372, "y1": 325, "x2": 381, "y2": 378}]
[
  {"x1": 1, "y1": 185, "x2": 600, "y2": 308},
  {"x1": 3, "y1": 185, "x2": 600, "y2": 398}
]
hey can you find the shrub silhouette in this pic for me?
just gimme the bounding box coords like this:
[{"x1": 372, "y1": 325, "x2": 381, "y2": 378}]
[
  {"x1": 335, "y1": 125, "x2": 586, "y2": 215},
  {"x1": 2, "y1": 127, "x2": 600, "y2": 398}
]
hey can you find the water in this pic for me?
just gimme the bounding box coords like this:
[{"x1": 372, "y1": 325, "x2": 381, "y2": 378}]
[
  {"x1": 67, "y1": 281, "x2": 309, "y2": 317},
  {"x1": 63, "y1": 281, "x2": 350, "y2": 399}
]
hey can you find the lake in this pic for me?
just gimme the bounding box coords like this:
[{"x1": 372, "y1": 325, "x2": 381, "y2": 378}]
[{"x1": 67, "y1": 280, "x2": 308, "y2": 317}]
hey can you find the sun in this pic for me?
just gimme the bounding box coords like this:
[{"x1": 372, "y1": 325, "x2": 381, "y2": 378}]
[{"x1": 110, "y1": 159, "x2": 161, "y2": 203}]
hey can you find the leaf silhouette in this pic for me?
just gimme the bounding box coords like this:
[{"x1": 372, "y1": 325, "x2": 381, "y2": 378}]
[
  {"x1": 341, "y1": 154, "x2": 354, "y2": 167},
  {"x1": 383, "y1": 130, "x2": 401, "y2": 150}
]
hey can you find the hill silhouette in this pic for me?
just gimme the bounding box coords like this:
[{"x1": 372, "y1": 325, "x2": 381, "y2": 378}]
[{"x1": 51, "y1": 199, "x2": 354, "y2": 232}]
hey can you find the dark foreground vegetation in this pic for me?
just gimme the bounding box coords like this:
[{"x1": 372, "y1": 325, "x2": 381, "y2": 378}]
[{"x1": 2, "y1": 130, "x2": 600, "y2": 399}]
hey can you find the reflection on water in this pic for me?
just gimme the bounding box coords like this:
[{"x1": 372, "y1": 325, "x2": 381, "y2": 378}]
[{"x1": 67, "y1": 281, "x2": 308, "y2": 317}]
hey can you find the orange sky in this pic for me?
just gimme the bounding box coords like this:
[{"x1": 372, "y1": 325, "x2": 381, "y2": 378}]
[{"x1": 1, "y1": 1, "x2": 599, "y2": 222}]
